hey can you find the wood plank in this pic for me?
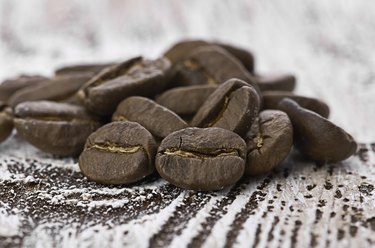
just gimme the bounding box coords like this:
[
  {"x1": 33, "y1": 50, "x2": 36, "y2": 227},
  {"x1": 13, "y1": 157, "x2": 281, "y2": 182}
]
[{"x1": 0, "y1": 138, "x2": 374, "y2": 247}]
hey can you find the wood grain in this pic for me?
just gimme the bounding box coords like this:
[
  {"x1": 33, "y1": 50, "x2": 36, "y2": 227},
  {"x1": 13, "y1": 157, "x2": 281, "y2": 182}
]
[
  {"x1": 1, "y1": 1, "x2": 374, "y2": 247},
  {"x1": 0, "y1": 141, "x2": 374, "y2": 247}
]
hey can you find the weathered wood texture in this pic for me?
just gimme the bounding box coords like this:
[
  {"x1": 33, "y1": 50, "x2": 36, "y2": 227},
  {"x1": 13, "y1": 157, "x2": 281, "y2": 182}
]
[{"x1": 0, "y1": 1, "x2": 374, "y2": 247}]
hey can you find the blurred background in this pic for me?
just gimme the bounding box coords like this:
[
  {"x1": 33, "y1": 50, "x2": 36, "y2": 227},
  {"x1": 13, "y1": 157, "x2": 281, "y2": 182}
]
[{"x1": 1, "y1": 0, "x2": 374, "y2": 141}]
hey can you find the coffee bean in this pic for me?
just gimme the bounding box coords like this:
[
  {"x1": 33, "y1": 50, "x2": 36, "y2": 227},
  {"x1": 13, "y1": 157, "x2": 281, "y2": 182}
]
[
  {"x1": 155, "y1": 85, "x2": 217, "y2": 115},
  {"x1": 156, "y1": 127, "x2": 246, "y2": 191},
  {"x1": 0, "y1": 102, "x2": 13, "y2": 143},
  {"x1": 254, "y1": 74, "x2": 296, "y2": 92},
  {"x1": 191, "y1": 78, "x2": 260, "y2": 136},
  {"x1": 8, "y1": 74, "x2": 92, "y2": 108},
  {"x1": 14, "y1": 101, "x2": 101, "y2": 156},
  {"x1": 79, "y1": 121, "x2": 156, "y2": 184},
  {"x1": 0, "y1": 75, "x2": 48, "y2": 103},
  {"x1": 246, "y1": 110, "x2": 293, "y2": 175},
  {"x1": 78, "y1": 56, "x2": 171, "y2": 116},
  {"x1": 55, "y1": 63, "x2": 114, "y2": 76},
  {"x1": 164, "y1": 40, "x2": 209, "y2": 65},
  {"x1": 164, "y1": 40, "x2": 255, "y2": 73},
  {"x1": 214, "y1": 42, "x2": 255, "y2": 73},
  {"x1": 262, "y1": 91, "x2": 330, "y2": 118},
  {"x1": 278, "y1": 98, "x2": 357, "y2": 162},
  {"x1": 113, "y1": 96, "x2": 188, "y2": 139},
  {"x1": 173, "y1": 45, "x2": 259, "y2": 93}
]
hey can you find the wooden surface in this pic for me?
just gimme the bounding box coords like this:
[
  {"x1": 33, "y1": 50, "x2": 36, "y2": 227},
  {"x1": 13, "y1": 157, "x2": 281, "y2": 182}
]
[{"x1": 0, "y1": 1, "x2": 375, "y2": 247}]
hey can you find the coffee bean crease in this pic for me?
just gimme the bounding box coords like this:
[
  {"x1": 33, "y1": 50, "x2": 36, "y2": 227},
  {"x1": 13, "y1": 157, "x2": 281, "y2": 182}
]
[
  {"x1": 163, "y1": 148, "x2": 240, "y2": 159},
  {"x1": 87, "y1": 142, "x2": 143, "y2": 154}
]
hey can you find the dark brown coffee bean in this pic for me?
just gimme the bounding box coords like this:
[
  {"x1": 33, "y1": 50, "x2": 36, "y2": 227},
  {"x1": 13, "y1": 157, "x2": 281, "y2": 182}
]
[
  {"x1": 278, "y1": 98, "x2": 357, "y2": 162},
  {"x1": 8, "y1": 74, "x2": 92, "y2": 108},
  {"x1": 0, "y1": 75, "x2": 48, "y2": 103},
  {"x1": 14, "y1": 101, "x2": 101, "y2": 156},
  {"x1": 164, "y1": 40, "x2": 209, "y2": 65},
  {"x1": 171, "y1": 45, "x2": 241, "y2": 85},
  {"x1": 0, "y1": 102, "x2": 13, "y2": 143},
  {"x1": 254, "y1": 74, "x2": 296, "y2": 92},
  {"x1": 214, "y1": 42, "x2": 255, "y2": 73},
  {"x1": 156, "y1": 127, "x2": 246, "y2": 191},
  {"x1": 55, "y1": 63, "x2": 114, "y2": 76},
  {"x1": 191, "y1": 79, "x2": 260, "y2": 136},
  {"x1": 113, "y1": 96, "x2": 188, "y2": 139},
  {"x1": 79, "y1": 121, "x2": 156, "y2": 185},
  {"x1": 155, "y1": 85, "x2": 217, "y2": 115},
  {"x1": 78, "y1": 56, "x2": 171, "y2": 116},
  {"x1": 246, "y1": 110, "x2": 293, "y2": 175},
  {"x1": 164, "y1": 40, "x2": 255, "y2": 73},
  {"x1": 173, "y1": 45, "x2": 259, "y2": 92},
  {"x1": 262, "y1": 91, "x2": 330, "y2": 118}
]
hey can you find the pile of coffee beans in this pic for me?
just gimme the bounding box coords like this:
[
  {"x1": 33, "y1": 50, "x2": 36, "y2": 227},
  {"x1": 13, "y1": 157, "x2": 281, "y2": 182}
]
[{"x1": 0, "y1": 39, "x2": 358, "y2": 191}]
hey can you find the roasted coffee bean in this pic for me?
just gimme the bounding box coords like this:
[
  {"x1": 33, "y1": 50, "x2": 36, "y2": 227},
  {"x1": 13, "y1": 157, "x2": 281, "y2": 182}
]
[
  {"x1": 8, "y1": 74, "x2": 92, "y2": 108},
  {"x1": 246, "y1": 110, "x2": 293, "y2": 175},
  {"x1": 55, "y1": 63, "x2": 114, "y2": 76},
  {"x1": 155, "y1": 85, "x2": 217, "y2": 115},
  {"x1": 191, "y1": 79, "x2": 260, "y2": 136},
  {"x1": 113, "y1": 96, "x2": 188, "y2": 139},
  {"x1": 79, "y1": 121, "x2": 156, "y2": 185},
  {"x1": 14, "y1": 101, "x2": 101, "y2": 156},
  {"x1": 173, "y1": 45, "x2": 259, "y2": 92},
  {"x1": 254, "y1": 74, "x2": 296, "y2": 92},
  {"x1": 278, "y1": 98, "x2": 357, "y2": 162},
  {"x1": 0, "y1": 102, "x2": 13, "y2": 143},
  {"x1": 171, "y1": 45, "x2": 247, "y2": 86},
  {"x1": 0, "y1": 75, "x2": 48, "y2": 103},
  {"x1": 263, "y1": 91, "x2": 330, "y2": 118},
  {"x1": 156, "y1": 127, "x2": 246, "y2": 191},
  {"x1": 78, "y1": 56, "x2": 171, "y2": 116},
  {"x1": 164, "y1": 40, "x2": 209, "y2": 65},
  {"x1": 164, "y1": 40, "x2": 255, "y2": 73},
  {"x1": 214, "y1": 42, "x2": 255, "y2": 73}
]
